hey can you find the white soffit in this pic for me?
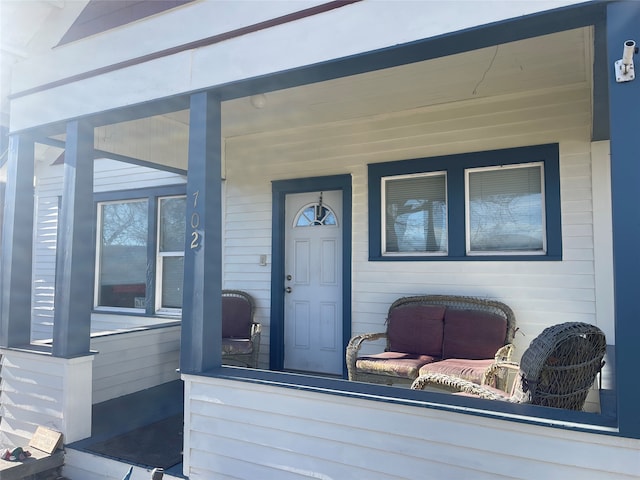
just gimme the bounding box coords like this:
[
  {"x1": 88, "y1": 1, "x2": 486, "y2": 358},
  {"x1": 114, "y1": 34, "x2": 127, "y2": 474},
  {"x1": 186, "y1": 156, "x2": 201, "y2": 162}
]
[{"x1": 89, "y1": 27, "x2": 591, "y2": 171}]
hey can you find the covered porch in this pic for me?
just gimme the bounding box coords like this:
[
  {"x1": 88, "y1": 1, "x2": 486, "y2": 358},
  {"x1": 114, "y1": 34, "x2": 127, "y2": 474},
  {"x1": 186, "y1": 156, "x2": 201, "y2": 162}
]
[{"x1": 1, "y1": 1, "x2": 640, "y2": 478}]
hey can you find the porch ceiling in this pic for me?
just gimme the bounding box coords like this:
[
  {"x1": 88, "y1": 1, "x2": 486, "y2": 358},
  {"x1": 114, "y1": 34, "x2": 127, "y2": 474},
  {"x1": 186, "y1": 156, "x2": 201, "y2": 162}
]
[{"x1": 50, "y1": 27, "x2": 593, "y2": 171}]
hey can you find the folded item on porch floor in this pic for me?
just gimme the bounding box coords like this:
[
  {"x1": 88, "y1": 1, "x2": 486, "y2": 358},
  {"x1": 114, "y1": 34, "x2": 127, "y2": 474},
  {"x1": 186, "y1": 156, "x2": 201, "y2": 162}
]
[{"x1": 1, "y1": 447, "x2": 32, "y2": 461}]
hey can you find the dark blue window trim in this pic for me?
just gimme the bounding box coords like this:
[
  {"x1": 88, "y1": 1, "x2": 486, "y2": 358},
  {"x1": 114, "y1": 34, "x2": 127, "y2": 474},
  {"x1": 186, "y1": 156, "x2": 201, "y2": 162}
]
[
  {"x1": 368, "y1": 144, "x2": 562, "y2": 261},
  {"x1": 94, "y1": 184, "x2": 187, "y2": 316}
]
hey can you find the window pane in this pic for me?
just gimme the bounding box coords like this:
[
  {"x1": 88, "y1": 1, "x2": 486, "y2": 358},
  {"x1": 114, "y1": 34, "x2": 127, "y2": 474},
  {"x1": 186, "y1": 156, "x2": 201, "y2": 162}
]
[
  {"x1": 159, "y1": 197, "x2": 186, "y2": 252},
  {"x1": 384, "y1": 174, "x2": 447, "y2": 253},
  {"x1": 467, "y1": 165, "x2": 544, "y2": 252},
  {"x1": 98, "y1": 200, "x2": 148, "y2": 308},
  {"x1": 296, "y1": 204, "x2": 337, "y2": 227},
  {"x1": 162, "y1": 256, "x2": 184, "y2": 308}
]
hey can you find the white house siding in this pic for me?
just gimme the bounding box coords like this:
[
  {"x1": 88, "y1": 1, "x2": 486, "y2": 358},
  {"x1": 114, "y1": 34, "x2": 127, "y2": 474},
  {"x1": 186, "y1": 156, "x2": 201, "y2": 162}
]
[
  {"x1": 0, "y1": 349, "x2": 93, "y2": 447},
  {"x1": 90, "y1": 325, "x2": 180, "y2": 404},
  {"x1": 32, "y1": 158, "x2": 186, "y2": 341},
  {"x1": 223, "y1": 83, "x2": 613, "y2": 368},
  {"x1": 182, "y1": 375, "x2": 640, "y2": 479}
]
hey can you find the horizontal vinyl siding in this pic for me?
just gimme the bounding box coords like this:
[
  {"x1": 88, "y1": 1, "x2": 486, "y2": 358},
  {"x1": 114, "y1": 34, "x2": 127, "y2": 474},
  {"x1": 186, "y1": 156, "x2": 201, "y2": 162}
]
[
  {"x1": 90, "y1": 326, "x2": 181, "y2": 404},
  {"x1": 0, "y1": 354, "x2": 64, "y2": 447},
  {"x1": 223, "y1": 84, "x2": 611, "y2": 367},
  {"x1": 0, "y1": 351, "x2": 93, "y2": 447},
  {"x1": 184, "y1": 376, "x2": 640, "y2": 479}
]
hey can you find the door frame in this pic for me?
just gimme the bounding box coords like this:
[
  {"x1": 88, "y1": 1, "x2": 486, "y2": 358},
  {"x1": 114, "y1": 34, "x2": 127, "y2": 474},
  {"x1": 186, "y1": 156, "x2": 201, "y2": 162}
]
[{"x1": 270, "y1": 175, "x2": 352, "y2": 377}]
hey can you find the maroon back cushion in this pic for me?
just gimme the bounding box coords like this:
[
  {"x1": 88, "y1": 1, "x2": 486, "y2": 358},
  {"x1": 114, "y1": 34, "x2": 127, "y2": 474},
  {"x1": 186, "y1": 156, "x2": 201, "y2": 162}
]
[
  {"x1": 442, "y1": 309, "x2": 507, "y2": 360},
  {"x1": 222, "y1": 296, "x2": 252, "y2": 338},
  {"x1": 387, "y1": 305, "x2": 445, "y2": 356}
]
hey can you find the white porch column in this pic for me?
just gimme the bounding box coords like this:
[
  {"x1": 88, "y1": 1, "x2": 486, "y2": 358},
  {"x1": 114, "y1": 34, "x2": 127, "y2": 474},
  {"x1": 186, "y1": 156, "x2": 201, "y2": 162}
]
[{"x1": 0, "y1": 348, "x2": 93, "y2": 447}]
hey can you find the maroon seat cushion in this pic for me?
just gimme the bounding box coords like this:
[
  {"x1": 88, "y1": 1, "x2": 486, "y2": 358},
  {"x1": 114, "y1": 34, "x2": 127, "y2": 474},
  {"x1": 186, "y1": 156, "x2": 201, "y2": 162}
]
[
  {"x1": 442, "y1": 309, "x2": 507, "y2": 360},
  {"x1": 356, "y1": 352, "x2": 438, "y2": 379},
  {"x1": 418, "y1": 358, "x2": 495, "y2": 384},
  {"x1": 387, "y1": 305, "x2": 446, "y2": 356},
  {"x1": 222, "y1": 296, "x2": 252, "y2": 338}
]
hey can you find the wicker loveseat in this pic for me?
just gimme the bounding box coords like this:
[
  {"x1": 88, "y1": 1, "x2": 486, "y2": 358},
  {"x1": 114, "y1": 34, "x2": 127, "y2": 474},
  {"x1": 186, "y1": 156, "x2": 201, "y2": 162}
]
[
  {"x1": 411, "y1": 322, "x2": 606, "y2": 411},
  {"x1": 221, "y1": 290, "x2": 261, "y2": 368},
  {"x1": 346, "y1": 295, "x2": 516, "y2": 386}
]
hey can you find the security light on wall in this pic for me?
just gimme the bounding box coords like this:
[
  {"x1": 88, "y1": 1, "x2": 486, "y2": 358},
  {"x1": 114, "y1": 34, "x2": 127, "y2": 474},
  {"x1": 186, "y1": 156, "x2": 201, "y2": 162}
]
[{"x1": 615, "y1": 40, "x2": 637, "y2": 83}]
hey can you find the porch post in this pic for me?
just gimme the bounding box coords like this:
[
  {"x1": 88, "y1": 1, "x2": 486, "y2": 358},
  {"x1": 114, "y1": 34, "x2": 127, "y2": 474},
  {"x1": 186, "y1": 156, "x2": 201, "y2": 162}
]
[
  {"x1": 181, "y1": 91, "x2": 222, "y2": 373},
  {"x1": 52, "y1": 119, "x2": 94, "y2": 357},
  {"x1": 607, "y1": 1, "x2": 640, "y2": 439},
  {"x1": 0, "y1": 134, "x2": 34, "y2": 347}
]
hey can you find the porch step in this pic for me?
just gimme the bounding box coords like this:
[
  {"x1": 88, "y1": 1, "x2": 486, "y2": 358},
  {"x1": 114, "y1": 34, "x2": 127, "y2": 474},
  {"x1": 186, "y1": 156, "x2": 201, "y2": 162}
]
[{"x1": 62, "y1": 449, "x2": 185, "y2": 480}]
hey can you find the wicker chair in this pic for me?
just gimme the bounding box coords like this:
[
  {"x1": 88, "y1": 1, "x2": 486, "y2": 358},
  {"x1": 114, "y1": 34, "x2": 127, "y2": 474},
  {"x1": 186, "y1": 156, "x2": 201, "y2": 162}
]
[
  {"x1": 221, "y1": 290, "x2": 261, "y2": 368},
  {"x1": 411, "y1": 322, "x2": 607, "y2": 411}
]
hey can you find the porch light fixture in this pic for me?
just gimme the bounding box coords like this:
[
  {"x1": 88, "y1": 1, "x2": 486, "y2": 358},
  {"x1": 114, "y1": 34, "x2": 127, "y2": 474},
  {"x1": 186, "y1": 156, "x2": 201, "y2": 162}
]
[
  {"x1": 615, "y1": 40, "x2": 637, "y2": 83},
  {"x1": 250, "y1": 94, "x2": 267, "y2": 108}
]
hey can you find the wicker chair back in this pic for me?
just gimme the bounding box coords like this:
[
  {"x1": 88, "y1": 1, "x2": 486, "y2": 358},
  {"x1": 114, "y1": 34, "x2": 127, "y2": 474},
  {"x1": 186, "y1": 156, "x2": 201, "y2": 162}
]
[{"x1": 512, "y1": 322, "x2": 607, "y2": 410}]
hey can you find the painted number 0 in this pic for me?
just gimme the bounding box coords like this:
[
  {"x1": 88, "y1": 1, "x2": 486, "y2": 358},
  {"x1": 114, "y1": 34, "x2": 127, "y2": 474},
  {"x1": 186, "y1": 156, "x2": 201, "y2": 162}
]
[{"x1": 190, "y1": 190, "x2": 201, "y2": 250}]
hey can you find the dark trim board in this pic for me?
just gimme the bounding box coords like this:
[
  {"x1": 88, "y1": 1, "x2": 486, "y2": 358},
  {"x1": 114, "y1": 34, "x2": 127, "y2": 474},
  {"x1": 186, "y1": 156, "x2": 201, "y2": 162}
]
[
  {"x1": 270, "y1": 175, "x2": 352, "y2": 378},
  {"x1": 606, "y1": 1, "x2": 640, "y2": 439},
  {"x1": 58, "y1": 0, "x2": 196, "y2": 46}
]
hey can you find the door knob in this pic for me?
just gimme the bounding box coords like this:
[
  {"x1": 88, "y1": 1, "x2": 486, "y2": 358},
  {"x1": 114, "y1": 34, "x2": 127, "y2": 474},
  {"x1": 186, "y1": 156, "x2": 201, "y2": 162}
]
[{"x1": 285, "y1": 287, "x2": 292, "y2": 293}]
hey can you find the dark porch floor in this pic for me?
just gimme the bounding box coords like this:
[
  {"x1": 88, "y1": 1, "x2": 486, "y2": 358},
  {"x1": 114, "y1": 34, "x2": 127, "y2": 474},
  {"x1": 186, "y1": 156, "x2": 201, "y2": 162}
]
[{"x1": 68, "y1": 380, "x2": 185, "y2": 477}]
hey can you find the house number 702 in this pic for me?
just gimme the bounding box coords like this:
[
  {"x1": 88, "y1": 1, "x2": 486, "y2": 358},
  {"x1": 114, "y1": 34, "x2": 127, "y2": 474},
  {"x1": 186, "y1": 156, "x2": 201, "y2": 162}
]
[{"x1": 190, "y1": 190, "x2": 201, "y2": 250}]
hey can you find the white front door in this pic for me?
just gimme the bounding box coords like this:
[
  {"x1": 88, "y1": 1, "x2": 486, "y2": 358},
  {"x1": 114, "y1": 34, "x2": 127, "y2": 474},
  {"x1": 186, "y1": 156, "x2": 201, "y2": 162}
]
[{"x1": 283, "y1": 190, "x2": 343, "y2": 375}]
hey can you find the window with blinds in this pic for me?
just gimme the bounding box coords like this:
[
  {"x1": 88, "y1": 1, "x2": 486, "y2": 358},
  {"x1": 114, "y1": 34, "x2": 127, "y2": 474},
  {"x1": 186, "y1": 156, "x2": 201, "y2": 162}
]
[
  {"x1": 466, "y1": 163, "x2": 545, "y2": 254},
  {"x1": 382, "y1": 172, "x2": 448, "y2": 254}
]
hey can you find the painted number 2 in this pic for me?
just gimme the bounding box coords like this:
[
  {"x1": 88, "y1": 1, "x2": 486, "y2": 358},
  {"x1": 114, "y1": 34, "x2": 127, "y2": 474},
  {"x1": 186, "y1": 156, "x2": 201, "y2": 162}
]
[{"x1": 190, "y1": 190, "x2": 201, "y2": 249}]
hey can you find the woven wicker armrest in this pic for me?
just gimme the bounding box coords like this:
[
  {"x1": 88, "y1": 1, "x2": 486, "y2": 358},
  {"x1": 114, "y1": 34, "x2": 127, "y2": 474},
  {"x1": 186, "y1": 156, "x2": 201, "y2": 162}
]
[
  {"x1": 347, "y1": 332, "x2": 387, "y2": 352},
  {"x1": 346, "y1": 332, "x2": 388, "y2": 380},
  {"x1": 481, "y1": 360, "x2": 520, "y2": 389},
  {"x1": 411, "y1": 372, "x2": 508, "y2": 400},
  {"x1": 494, "y1": 343, "x2": 515, "y2": 362}
]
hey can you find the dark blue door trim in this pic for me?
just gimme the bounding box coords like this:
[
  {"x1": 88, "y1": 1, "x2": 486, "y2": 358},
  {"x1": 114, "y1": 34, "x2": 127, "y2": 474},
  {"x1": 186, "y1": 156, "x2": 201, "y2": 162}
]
[{"x1": 270, "y1": 175, "x2": 352, "y2": 377}]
